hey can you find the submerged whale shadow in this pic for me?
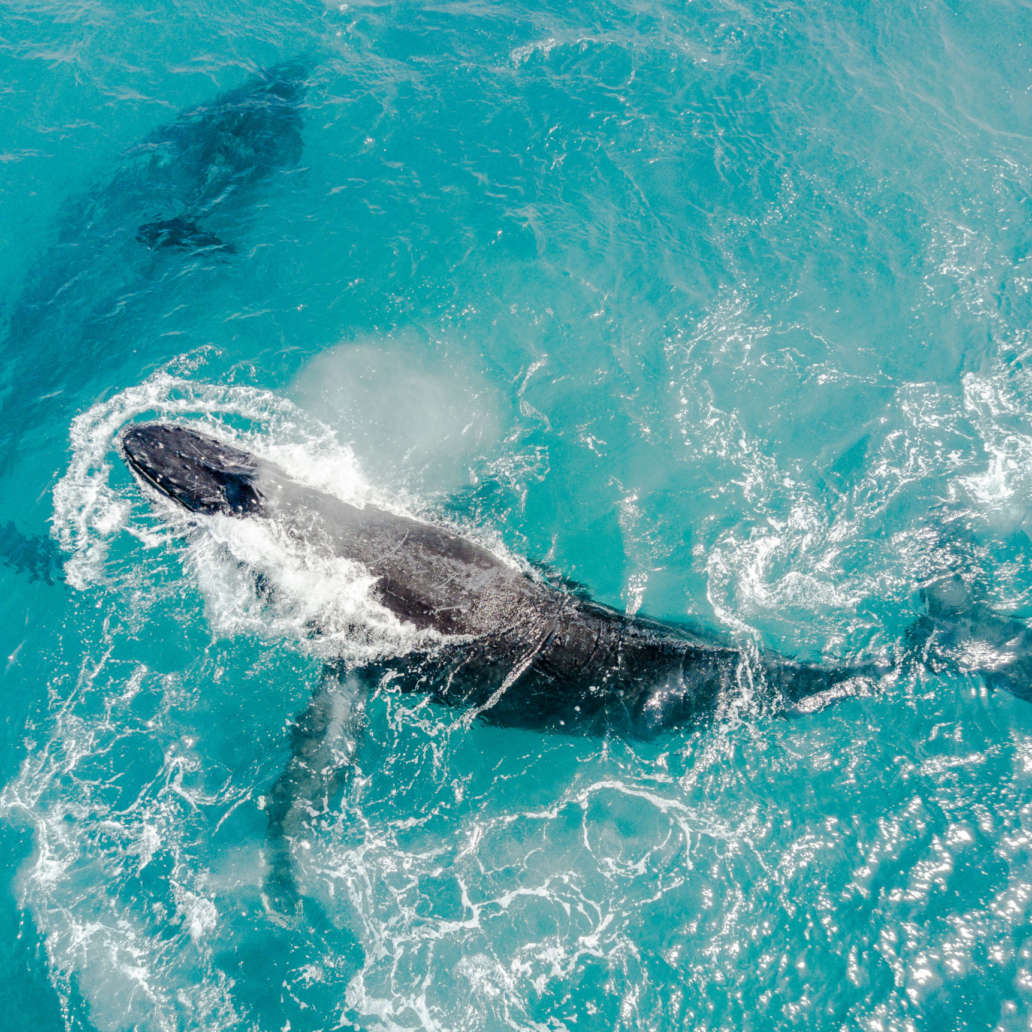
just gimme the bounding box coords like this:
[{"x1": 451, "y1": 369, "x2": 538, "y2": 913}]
[{"x1": 0, "y1": 59, "x2": 311, "y2": 457}]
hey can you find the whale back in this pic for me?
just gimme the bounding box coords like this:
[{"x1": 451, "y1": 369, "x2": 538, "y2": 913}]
[
  {"x1": 257, "y1": 466, "x2": 753, "y2": 734},
  {"x1": 261, "y1": 470, "x2": 555, "y2": 639},
  {"x1": 120, "y1": 423, "x2": 881, "y2": 738}
]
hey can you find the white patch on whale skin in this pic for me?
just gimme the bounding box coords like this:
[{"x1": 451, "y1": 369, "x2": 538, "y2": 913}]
[{"x1": 187, "y1": 511, "x2": 447, "y2": 666}]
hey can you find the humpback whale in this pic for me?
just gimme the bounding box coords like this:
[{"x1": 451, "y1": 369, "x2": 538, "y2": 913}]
[
  {"x1": 119, "y1": 422, "x2": 1032, "y2": 906},
  {"x1": 0, "y1": 62, "x2": 308, "y2": 454},
  {"x1": 121, "y1": 423, "x2": 875, "y2": 737}
]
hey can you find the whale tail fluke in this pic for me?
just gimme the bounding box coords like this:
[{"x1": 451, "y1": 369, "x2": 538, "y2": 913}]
[{"x1": 907, "y1": 574, "x2": 1032, "y2": 702}]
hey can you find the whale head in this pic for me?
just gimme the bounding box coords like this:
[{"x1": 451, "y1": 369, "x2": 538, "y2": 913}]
[{"x1": 122, "y1": 424, "x2": 264, "y2": 516}]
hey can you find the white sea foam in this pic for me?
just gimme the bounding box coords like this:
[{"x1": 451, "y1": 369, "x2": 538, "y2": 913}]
[
  {"x1": 53, "y1": 350, "x2": 365, "y2": 584},
  {"x1": 49, "y1": 351, "x2": 461, "y2": 665},
  {"x1": 186, "y1": 510, "x2": 443, "y2": 666},
  {"x1": 0, "y1": 640, "x2": 246, "y2": 1032}
]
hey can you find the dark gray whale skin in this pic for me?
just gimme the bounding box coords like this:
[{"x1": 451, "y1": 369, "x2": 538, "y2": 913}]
[{"x1": 121, "y1": 422, "x2": 871, "y2": 738}]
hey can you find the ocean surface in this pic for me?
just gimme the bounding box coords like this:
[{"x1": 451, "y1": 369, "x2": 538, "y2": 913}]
[{"x1": 2, "y1": 1, "x2": 1032, "y2": 1029}]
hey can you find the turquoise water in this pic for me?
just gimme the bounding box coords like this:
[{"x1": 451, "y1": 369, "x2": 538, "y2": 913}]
[{"x1": 3, "y1": 0, "x2": 1032, "y2": 1028}]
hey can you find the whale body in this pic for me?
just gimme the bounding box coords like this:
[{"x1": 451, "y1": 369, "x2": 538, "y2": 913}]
[
  {"x1": 0, "y1": 62, "x2": 308, "y2": 455},
  {"x1": 121, "y1": 422, "x2": 873, "y2": 738}
]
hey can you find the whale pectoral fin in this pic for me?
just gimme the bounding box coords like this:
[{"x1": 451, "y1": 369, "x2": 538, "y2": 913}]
[
  {"x1": 263, "y1": 662, "x2": 369, "y2": 916},
  {"x1": 136, "y1": 216, "x2": 237, "y2": 255}
]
